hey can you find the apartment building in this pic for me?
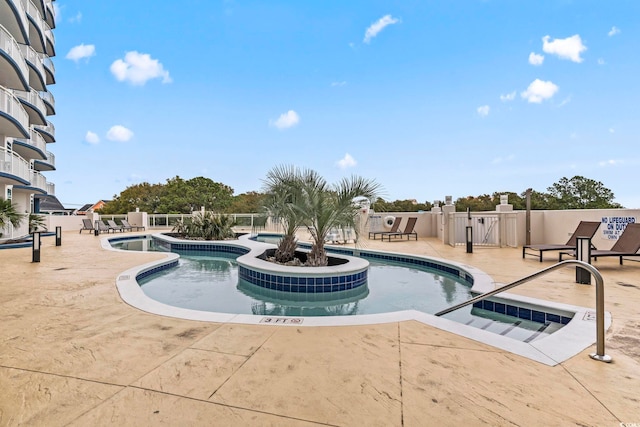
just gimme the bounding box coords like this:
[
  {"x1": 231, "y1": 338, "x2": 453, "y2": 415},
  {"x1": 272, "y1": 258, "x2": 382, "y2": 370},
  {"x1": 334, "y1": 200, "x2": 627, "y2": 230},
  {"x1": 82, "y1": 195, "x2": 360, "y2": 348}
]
[{"x1": 1, "y1": 0, "x2": 56, "y2": 238}]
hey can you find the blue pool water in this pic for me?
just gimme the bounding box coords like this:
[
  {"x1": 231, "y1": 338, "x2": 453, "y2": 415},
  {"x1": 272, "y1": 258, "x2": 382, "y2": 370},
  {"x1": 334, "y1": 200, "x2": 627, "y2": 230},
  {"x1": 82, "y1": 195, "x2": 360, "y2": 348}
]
[{"x1": 110, "y1": 237, "x2": 567, "y2": 342}]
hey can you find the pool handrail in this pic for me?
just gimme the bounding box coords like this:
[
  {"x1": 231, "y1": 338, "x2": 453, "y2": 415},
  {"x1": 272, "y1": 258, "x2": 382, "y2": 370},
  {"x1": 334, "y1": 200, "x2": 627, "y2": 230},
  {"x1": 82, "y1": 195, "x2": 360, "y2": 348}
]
[{"x1": 434, "y1": 260, "x2": 611, "y2": 363}]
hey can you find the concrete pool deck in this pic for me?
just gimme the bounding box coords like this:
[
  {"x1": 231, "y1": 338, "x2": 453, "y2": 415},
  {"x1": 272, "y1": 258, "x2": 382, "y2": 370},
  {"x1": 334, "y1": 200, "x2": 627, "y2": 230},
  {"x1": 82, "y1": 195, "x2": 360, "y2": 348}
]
[{"x1": 1, "y1": 231, "x2": 639, "y2": 425}]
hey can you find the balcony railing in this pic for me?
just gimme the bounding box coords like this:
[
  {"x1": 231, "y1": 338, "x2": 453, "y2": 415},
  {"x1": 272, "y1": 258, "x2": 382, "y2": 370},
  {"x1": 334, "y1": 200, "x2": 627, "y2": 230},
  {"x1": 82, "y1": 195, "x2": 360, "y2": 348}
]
[
  {"x1": 0, "y1": 24, "x2": 29, "y2": 83},
  {"x1": 26, "y1": 0, "x2": 46, "y2": 53},
  {"x1": 34, "y1": 119, "x2": 55, "y2": 141},
  {"x1": 44, "y1": 0, "x2": 55, "y2": 28},
  {"x1": 44, "y1": 25, "x2": 54, "y2": 56},
  {"x1": 0, "y1": 146, "x2": 30, "y2": 183},
  {"x1": 30, "y1": 169, "x2": 47, "y2": 192},
  {"x1": 0, "y1": 87, "x2": 29, "y2": 136},
  {"x1": 44, "y1": 150, "x2": 55, "y2": 167},
  {"x1": 19, "y1": 43, "x2": 46, "y2": 80},
  {"x1": 13, "y1": 127, "x2": 47, "y2": 157},
  {"x1": 41, "y1": 52, "x2": 55, "y2": 83},
  {"x1": 11, "y1": 88, "x2": 47, "y2": 122},
  {"x1": 6, "y1": 0, "x2": 29, "y2": 42},
  {"x1": 39, "y1": 89, "x2": 54, "y2": 114},
  {"x1": 45, "y1": 181, "x2": 54, "y2": 195}
]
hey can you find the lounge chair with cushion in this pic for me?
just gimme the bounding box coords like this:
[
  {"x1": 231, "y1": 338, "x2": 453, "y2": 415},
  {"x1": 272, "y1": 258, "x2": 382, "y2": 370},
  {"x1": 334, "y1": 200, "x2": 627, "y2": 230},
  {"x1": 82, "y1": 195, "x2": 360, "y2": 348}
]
[
  {"x1": 369, "y1": 217, "x2": 402, "y2": 240},
  {"x1": 96, "y1": 220, "x2": 112, "y2": 234},
  {"x1": 522, "y1": 221, "x2": 601, "y2": 262},
  {"x1": 382, "y1": 217, "x2": 418, "y2": 242},
  {"x1": 106, "y1": 220, "x2": 125, "y2": 232},
  {"x1": 560, "y1": 223, "x2": 640, "y2": 265},
  {"x1": 121, "y1": 219, "x2": 145, "y2": 231},
  {"x1": 79, "y1": 218, "x2": 95, "y2": 234}
]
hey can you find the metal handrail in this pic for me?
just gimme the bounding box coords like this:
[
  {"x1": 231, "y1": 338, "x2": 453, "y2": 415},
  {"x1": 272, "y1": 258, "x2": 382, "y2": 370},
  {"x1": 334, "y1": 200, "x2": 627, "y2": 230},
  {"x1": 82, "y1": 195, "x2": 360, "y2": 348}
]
[{"x1": 435, "y1": 260, "x2": 611, "y2": 363}]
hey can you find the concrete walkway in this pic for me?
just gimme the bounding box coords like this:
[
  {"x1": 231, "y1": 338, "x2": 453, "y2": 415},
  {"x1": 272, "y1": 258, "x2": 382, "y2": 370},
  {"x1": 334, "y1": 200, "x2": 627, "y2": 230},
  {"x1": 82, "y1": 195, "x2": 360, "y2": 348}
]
[{"x1": 1, "y1": 231, "x2": 639, "y2": 426}]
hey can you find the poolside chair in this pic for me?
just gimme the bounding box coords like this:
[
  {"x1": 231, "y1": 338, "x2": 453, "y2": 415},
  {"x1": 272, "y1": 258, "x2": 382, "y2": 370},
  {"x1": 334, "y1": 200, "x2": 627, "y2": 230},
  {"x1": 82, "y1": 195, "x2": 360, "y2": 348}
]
[
  {"x1": 560, "y1": 223, "x2": 640, "y2": 265},
  {"x1": 121, "y1": 219, "x2": 145, "y2": 231},
  {"x1": 381, "y1": 217, "x2": 418, "y2": 242},
  {"x1": 106, "y1": 220, "x2": 125, "y2": 232},
  {"x1": 369, "y1": 217, "x2": 402, "y2": 240},
  {"x1": 96, "y1": 220, "x2": 112, "y2": 234},
  {"x1": 522, "y1": 221, "x2": 601, "y2": 262},
  {"x1": 79, "y1": 218, "x2": 95, "y2": 234}
]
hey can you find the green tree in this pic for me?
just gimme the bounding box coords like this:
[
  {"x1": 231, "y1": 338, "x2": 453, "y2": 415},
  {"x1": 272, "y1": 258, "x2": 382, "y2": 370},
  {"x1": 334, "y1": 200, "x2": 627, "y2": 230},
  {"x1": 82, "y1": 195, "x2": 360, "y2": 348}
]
[
  {"x1": 371, "y1": 198, "x2": 431, "y2": 212},
  {"x1": 264, "y1": 165, "x2": 382, "y2": 266},
  {"x1": 547, "y1": 176, "x2": 622, "y2": 209},
  {"x1": 226, "y1": 191, "x2": 266, "y2": 213},
  {"x1": 0, "y1": 199, "x2": 24, "y2": 233}
]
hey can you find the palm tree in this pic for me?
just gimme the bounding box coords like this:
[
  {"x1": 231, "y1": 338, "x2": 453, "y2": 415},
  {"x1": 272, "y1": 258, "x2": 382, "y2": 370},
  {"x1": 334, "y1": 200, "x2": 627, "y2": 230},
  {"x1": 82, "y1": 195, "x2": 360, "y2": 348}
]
[
  {"x1": 296, "y1": 170, "x2": 381, "y2": 266},
  {"x1": 29, "y1": 214, "x2": 47, "y2": 233},
  {"x1": 0, "y1": 199, "x2": 24, "y2": 234},
  {"x1": 262, "y1": 165, "x2": 305, "y2": 263},
  {"x1": 262, "y1": 165, "x2": 382, "y2": 266}
]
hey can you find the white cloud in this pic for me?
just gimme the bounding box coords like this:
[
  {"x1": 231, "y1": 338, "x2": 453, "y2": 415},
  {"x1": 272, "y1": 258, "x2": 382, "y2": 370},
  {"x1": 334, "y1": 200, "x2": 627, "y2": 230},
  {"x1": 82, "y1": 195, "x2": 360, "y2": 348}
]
[
  {"x1": 68, "y1": 12, "x2": 82, "y2": 23},
  {"x1": 500, "y1": 91, "x2": 516, "y2": 102},
  {"x1": 363, "y1": 15, "x2": 400, "y2": 44},
  {"x1": 331, "y1": 81, "x2": 347, "y2": 87},
  {"x1": 542, "y1": 35, "x2": 587, "y2": 63},
  {"x1": 528, "y1": 52, "x2": 544, "y2": 66},
  {"x1": 608, "y1": 26, "x2": 620, "y2": 37},
  {"x1": 66, "y1": 44, "x2": 95, "y2": 62},
  {"x1": 110, "y1": 51, "x2": 172, "y2": 85},
  {"x1": 609, "y1": 128, "x2": 615, "y2": 133},
  {"x1": 477, "y1": 105, "x2": 490, "y2": 117},
  {"x1": 106, "y1": 125, "x2": 134, "y2": 142},
  {"x1": 84, "y1": 131, "x2": 99, "y2": 145},
  {"x1": 597, "y1": 58, "x2": 606, "y2": 65},
  {"x1": 269, "y1": 110, "x2": 300, "y2": 130},
  {"x1": 336, "y1": 153, "x2": 357, "y2": 169},
  {"x1": 521, "y1": 79, "x2": 559, "y2": 103},
  {"x1": 557, "y1": 96, "x2": 572, "y2": 107},
  {"x1": 599, "y1": 159, "x2": 621, "y2": 167}
]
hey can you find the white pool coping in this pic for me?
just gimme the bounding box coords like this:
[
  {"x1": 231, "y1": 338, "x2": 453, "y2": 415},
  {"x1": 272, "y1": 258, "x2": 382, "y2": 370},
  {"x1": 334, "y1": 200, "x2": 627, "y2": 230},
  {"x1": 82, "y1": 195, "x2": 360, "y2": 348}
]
[{"x1": 106, "y1": 234, "x2": 611, "y2": 366}]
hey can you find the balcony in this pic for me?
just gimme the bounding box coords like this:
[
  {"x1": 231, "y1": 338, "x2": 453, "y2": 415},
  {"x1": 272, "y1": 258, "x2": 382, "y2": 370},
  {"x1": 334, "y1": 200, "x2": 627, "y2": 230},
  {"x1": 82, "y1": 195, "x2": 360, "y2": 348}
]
[
  {"x1": 0, "y1": 145, "x2": 30, "y2": 185},
  {"x1": 34, "y1": 119, "x2": 54, "y2": 142},
  {"x1": 0, "y1": 24, "x2": 30, "y2": 90},
  {"x1": 44, "y1": 0, "x2": 54, "y2": 29},
  {"x1": 19, "y1": 44, "x2": 46, "y2": 91},
  {"x1": 41, "y1": 52, "x2": 55, "y2": 84},
  {"x1": 0, "y1": 87, "x2": 29, "y2": 138},
  {"x1": 0, "y1": 0, "x2": 30, "y2": 44},
  {"x1": 44, "y1": 24, "x2": 54, "y2": 57},
  {"x1": 12, "y1": 127, "x2": 47, "y2": 161},
  {"x1": 45, "y1": 180, "x2": 54, "y2": 195},
  {"x1": 39, "y1": 89, "x2": 54, "y2": 115},
  {"x1": 26, "y1": 0, "x2": 46, "y2": 55},
  {"x1": 33, "y1": 149, "x2": 55, "y2": 171},
  {"x1": 12, "y1": 88, "x2": 47, "y2": 126}
]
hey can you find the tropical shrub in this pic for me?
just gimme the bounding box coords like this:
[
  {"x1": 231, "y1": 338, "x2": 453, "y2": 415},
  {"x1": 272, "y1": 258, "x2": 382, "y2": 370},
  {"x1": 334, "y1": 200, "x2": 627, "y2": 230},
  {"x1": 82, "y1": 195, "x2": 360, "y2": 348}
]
[
  {"x1": 172, "y1": 212, "x2": 235, "y2": 240},
  {"x1": 0, "y1": 199, "x2": 24, "y2": 232},
  {"x1": 29, "y1": 214, "x2": 47, "y2": 233}
]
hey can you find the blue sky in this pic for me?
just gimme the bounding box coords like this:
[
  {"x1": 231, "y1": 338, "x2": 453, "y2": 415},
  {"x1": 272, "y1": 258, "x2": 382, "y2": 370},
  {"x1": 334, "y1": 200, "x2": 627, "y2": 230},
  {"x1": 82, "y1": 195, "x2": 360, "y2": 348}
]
[{"x1": 50, "y1": 1, "x2": 639, "y2": 209}]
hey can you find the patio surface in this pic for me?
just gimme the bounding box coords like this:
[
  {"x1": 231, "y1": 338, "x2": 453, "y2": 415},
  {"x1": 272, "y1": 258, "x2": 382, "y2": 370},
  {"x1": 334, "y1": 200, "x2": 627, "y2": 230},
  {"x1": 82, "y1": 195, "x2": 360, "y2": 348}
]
[{"x1": 1, "y1": 230, "x2": 639, "y2": 426}]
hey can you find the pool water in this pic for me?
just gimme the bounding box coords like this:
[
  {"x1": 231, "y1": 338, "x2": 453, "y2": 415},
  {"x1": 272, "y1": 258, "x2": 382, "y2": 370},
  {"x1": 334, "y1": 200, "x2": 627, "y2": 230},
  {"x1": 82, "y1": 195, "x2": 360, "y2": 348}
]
[{"x1": 111, "y1": 238, "x2": 564, "y2": 341}]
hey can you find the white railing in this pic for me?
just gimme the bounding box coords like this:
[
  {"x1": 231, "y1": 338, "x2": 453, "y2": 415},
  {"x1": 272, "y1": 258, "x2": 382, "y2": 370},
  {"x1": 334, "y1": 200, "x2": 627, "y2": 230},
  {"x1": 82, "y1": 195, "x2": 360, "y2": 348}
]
[
  {"x1": 45, "y1": 181, "x2": 54, "y2": 195},
  {"x1": 35, "y1": 120, "x2": 55, "y2": 140},
  {"x1": 0, "y1": 146, "x2": 30, "y2": 182},
  {"x1": 39, "y1": 89, "x2": 54, "y2": 112},
  {"x1": 41, "y1": 52, "x2": 55, "y2": 75},
  {"x1": 30, "y1": 169, "x2": 47, "y2": 191},
  {"x1": 44, "y1": 0, "x2": 55, "y2": 28},
  {"x1": 13, "y1": 127, "x2": 47, "y2": 157},
  {"x1": 7, "y1": 0, "x2": 29, "y2": 40},
  {"x1": 145, "y1": 213, "x2": 277, "y2": 232},
  {"x1": 0, "y1": 24, "x2": 29, "y2": 80},
  {"x1": 11, "y1": 88, "x2": 47, "y2": 121},
  {"x1": 43, "y1": 150, "x2": 55, "y2": 168},
  {"x1": 0, "y1": 87, "x2": 29, "y2": 135},
  {"x1": 18, "y1": 43, "x2": 46, "y2": 81}
]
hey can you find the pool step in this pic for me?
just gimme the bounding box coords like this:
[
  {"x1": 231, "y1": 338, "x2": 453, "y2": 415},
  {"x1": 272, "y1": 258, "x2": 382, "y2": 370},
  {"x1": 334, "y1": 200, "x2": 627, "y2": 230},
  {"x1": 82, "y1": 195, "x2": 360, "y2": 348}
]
[{"x1": 462, "y1": 308, "x2": 561, "y2": 343}]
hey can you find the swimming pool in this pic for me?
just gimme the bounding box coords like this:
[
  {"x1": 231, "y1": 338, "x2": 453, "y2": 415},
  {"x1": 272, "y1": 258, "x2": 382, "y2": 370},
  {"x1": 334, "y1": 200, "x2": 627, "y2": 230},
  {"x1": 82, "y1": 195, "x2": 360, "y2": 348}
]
[
  {"x1": 110, "y1": 235, "x2": 568, "y2": 343},
  {"x1": 108, "y1": 233, "x2": 611, "y2": 365}
]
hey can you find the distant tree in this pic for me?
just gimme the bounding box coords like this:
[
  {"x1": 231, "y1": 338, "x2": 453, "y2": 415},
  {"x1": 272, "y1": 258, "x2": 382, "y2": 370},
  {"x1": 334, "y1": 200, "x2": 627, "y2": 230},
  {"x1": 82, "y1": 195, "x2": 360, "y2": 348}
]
[
  {"x1": 454, "y1": 194, "x2": 495, "y2": 212},
  {"x1": 99, "y1": 176, "x2": 234, "y2": 214},
  {"x1": 547, "y1": 176, "x2": 623, "y2": 209},
  {"x1": 371, "y1": 198, "x2": 431, "y2": 212},
  {"x1": 225, "y1": 191, "x2": 266, "y2": 213}
]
